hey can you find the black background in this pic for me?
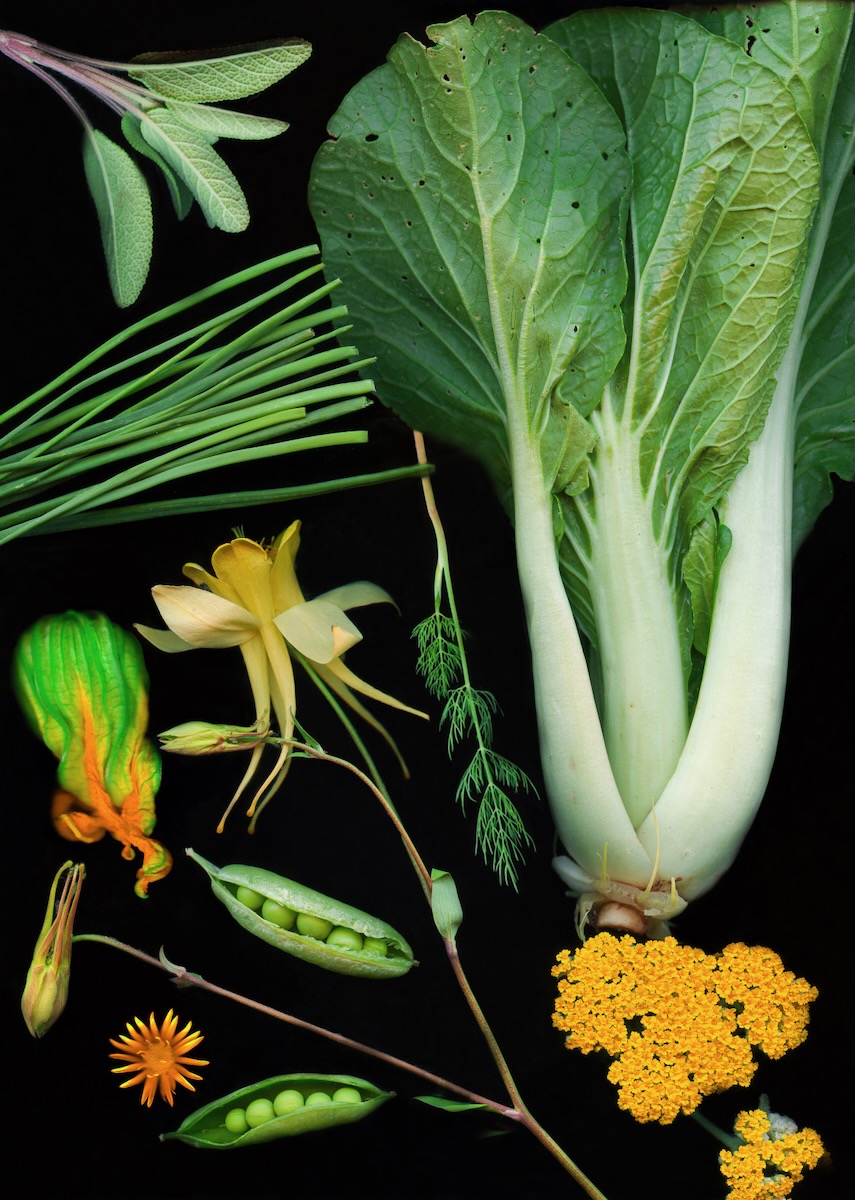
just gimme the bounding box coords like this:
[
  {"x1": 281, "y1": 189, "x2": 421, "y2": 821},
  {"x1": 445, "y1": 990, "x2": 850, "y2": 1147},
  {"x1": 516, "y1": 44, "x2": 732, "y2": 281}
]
[{"x1": 3, "y1": 3, "x2": 851, "y2": 1198}]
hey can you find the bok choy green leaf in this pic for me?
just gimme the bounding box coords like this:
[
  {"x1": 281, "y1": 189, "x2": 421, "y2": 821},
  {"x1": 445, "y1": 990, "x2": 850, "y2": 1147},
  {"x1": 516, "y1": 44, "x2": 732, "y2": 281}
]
[{"x1": 309, "y1": 5, "x2": 853, "y2": 929}]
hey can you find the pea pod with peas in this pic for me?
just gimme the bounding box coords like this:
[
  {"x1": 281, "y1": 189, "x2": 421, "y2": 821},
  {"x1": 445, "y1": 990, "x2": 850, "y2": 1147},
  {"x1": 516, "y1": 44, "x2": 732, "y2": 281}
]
[
  {"x1": 161, "y1": 1073, "x2": 392, "y2": 1148},
  {"x1": 186, "y1": 849, "x2": 416, "y2": 979}
]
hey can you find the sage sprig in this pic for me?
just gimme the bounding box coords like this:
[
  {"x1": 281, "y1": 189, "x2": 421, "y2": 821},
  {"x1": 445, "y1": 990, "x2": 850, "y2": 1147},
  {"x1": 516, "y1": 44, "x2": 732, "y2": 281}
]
[
  {"x1": 0, "y1": 248, "x2": 424, "y2": 544},
  {"x1": 0, "y1": 29, "x2": 311, "y2": 304}
]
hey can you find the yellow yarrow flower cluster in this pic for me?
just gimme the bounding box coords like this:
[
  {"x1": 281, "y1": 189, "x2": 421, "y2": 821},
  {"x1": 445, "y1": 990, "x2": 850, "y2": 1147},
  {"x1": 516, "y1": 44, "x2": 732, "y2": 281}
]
[
  {"x1": 719, "y1": 1109, "x2": 825, "y2": 1199},
  {"x1": 551, "y1": 934, "x2": 817, "y2": 1124}
]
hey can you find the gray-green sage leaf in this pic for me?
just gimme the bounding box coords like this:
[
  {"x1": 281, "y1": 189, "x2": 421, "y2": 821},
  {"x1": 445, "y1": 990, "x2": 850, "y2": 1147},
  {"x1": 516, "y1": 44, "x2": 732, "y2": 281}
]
[
  {"x1": 82, "y1": 128, "x2": 153, "y2": 307},
  {"x1": 140, "y1": 109, "x2": 249, "y2": 231},
  {"x1": 130, "y1": 39, "x2": 312, "y2": 103}
]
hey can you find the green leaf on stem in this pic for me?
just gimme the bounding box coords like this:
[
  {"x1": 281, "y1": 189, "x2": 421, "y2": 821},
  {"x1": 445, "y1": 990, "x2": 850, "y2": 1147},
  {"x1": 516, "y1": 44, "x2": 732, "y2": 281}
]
[
  {"x1": 165, "y1": 100, "x2": 289, "y2": 141},
  {"x1": 414, "y1": 1096, "x2": 492, "y2": 1113},
  {"x1": 140, "y1": 108, "x2": 250, "y2": 231},
  {"x1": 82, "y1": 128, "x2": 152, "y2": 307},
  {"x1": 130, "y1": 39, "x2": 312, "y2": 102},
  {"x1": 121, "y1": 113, "x2": 195, "y2": 220}
]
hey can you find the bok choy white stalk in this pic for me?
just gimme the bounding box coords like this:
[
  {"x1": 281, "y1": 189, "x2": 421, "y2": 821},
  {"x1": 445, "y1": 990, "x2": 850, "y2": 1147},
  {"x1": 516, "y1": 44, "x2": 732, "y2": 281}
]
[{"x1": 309, "y1": 5, "x2": 853, "y2": 931}]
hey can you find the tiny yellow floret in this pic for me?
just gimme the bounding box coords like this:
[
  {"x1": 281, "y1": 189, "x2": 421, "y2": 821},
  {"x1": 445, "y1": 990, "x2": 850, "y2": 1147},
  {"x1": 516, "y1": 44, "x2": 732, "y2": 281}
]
[
  {"x1": 719, "y1": 1108, "x2": 825, "y2": 1198},
  {"x1": 551, "y1": 934, "x2": 817, "y2": 1124}
]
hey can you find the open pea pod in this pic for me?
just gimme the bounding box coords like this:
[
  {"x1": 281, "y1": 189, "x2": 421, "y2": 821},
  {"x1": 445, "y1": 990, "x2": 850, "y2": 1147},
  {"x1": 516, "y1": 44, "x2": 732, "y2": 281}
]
[
  {"x1": 161, "y1": 1072, "x2": 393, "y2": 1148},
  {"x1": 187, "y1": 849, "x2": 416, "y2": 979}
]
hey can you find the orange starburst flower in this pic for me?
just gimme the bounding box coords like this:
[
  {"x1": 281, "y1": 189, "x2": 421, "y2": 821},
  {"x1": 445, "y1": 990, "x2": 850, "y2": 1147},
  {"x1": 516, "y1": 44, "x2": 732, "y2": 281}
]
[{"x1": 109, "y1": 1009, "x2": 209, "y2": 1106}]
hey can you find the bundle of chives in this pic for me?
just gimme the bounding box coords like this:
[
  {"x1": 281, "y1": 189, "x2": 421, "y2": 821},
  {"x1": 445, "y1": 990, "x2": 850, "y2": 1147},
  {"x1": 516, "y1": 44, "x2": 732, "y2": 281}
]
[{"x1": 1, "y1": 246, "x2": 423, "y2": 544}]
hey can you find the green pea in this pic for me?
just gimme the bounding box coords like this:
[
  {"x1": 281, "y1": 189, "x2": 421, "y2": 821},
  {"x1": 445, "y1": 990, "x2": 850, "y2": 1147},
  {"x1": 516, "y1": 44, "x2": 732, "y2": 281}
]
[
  {"x1": 296, "y1": 912, "x2": 334, "y2": 940},
  {"x1": 235, "y1": 885, "x2": 264, "y2": 912},
  {"x1": 362, "y1": 937, "x2": 388, "y2": 957},
  {"x1": 224, "y1": 1108, "x2": 249, "y2": 1134},
  {"x1": 332, "y1": 1086, "x2": 363, "y2": 1105},
  {"x1": 273, "y1": 1089, "x2": 305, "y2": 1116},
  {"x1": 261, "y1": 897, "x2": 298, "y2": 929},
  {"x1": 326, "y1": 926, "x2": 364, "y2": 951},
  {"x1": 305, "y1": 1091, "x2": 333, "y2": 1107},
  {"x1": 245, "y1": 1098, "x2": 276, "y2": 1127}
]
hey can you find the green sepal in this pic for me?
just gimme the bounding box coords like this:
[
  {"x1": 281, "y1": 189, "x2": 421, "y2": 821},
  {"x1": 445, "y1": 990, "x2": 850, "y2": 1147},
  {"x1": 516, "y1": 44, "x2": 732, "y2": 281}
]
[
  {"x1": 186, "y1": 849, "x2": 415, "y2": 978},
  {"x1": 430, "y1": 868, "x2": 463, "y2": 942},
  {"x1": 161, "y1": 1073, "x2": 392, "y2": 1148}
]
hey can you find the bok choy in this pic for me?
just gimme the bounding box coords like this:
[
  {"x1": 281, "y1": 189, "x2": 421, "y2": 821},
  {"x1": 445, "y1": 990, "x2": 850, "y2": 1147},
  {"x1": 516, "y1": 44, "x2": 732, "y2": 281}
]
[{"x1": 309, "y1": 5, "x2": 853, "y2": 931}]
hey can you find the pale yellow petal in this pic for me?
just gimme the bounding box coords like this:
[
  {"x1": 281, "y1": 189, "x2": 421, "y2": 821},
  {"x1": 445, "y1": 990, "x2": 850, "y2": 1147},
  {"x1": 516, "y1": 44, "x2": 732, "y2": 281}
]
[
  {"x1": 151, "y1": 585, "x2": 258, "y2": 647},
  {"x1": 274, "y1": 599, "x2": 362, "y2": 663},
  {"x1": 270, "y1": 521, "x2": 305, "y2": 612},
  {"x1": 133, "y1": 624, "x2": 196, "y2": 653},
  {"x1": 319, "y1": 656, "x2": 428, "y2": 720},
  {"x1": 271, "y1": 520, "x2": 301, "y2": 564},
  {"x1": 210, "y1": 539, "x2": 274, "y2": 620},
  {"x1": 182, "y1": 561, "x2": 240, "y2": 605},
  {"x1": 312, "y1": 661, "x2": 414, "y2": 776},
  {"x1": 316, "y1": 581, "x2": 398, "y2": 613}
]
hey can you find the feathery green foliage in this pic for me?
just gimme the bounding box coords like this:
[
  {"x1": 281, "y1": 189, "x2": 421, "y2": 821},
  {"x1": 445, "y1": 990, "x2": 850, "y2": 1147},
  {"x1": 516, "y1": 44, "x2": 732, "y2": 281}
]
[{"x1": 411, "y1": 444, "x2": 536, "y2": 888}]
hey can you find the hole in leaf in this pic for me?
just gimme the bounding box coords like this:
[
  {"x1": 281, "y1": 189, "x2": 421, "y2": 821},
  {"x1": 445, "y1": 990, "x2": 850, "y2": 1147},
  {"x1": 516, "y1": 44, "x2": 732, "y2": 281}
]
[{"x1": 365, "y1": 133, "x2": 379, "y2": 142}]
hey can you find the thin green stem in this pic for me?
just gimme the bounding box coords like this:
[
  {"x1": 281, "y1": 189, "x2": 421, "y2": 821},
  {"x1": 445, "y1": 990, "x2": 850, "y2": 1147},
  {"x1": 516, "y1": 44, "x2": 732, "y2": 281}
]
[
  {"x1": 279, "y1": 739, "x2": 432, "y2": 901},
  {"x1": 443, "y1": 937, "x2": 608, "y2": 1199},
  {"x1": 32, "y1": 463, "x2": 431, "y2": 533},
  {"x1": 691, "y1": 1109, "x2": 741, "y2": 1152},
  {"x1": 414, "y1": 431, "x2": 474, "y2": 701}
]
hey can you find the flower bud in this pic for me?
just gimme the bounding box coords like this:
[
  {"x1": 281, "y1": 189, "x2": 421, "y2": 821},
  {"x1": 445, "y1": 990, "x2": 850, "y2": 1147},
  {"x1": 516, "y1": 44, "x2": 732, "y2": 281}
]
[
  {"x1": 22, "y1": 861, "x2": 84, "y2": 1037},
  {"x1": 158, "y1": 718, "x2": 271, "y2": 755}
]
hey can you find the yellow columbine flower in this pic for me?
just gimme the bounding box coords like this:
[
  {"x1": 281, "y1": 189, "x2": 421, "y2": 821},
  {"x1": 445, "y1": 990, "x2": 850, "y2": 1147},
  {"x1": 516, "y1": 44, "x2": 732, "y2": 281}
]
[
  {"x1": 109, "y1": 1009, "x2": 209, "y2": 1107},
  {"x1": 551, "y1": 934, "x2": 817, "y2": 1124},
  {"x1": 719, "y1": 1109, "x2": 825, "y2": 1199},
  {"x1": 21, "y1": 861, "x2": 84, "y2": 1037},
  {"x1": 135, "y1": 520, "x2": 427, "y2": 830}
]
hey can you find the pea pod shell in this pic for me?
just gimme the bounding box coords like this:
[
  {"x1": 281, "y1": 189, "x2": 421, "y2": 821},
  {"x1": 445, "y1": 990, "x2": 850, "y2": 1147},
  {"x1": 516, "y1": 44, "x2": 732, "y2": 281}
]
[
  {"x1": 187, "y1": 849, "x2": 415, "y2": 978},
  {"x1": 161, "y1": 1073, "x2": 392, "y2": 1148}
]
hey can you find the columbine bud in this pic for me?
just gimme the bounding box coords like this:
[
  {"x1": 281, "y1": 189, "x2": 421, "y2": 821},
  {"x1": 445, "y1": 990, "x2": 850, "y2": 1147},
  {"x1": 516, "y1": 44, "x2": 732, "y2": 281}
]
[
  {"x1": 158, "y1": 718, "x2": 270, "y2": 755},
  {"x1": 22, "y1": 861, "x2": 84, "y2": 1037}
]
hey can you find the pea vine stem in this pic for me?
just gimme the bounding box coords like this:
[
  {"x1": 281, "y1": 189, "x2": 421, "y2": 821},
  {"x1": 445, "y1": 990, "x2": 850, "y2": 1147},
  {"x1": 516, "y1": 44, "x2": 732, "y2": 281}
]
[
  {"x1": 277, "y1": 729, "x2": 606, "y2": 1195},
  {"x1": 227, "y1": 597, "x2": 607, "y2": 1193},
  {"x1": 443, "y1": 934, "x2": 607, "y2": 1199},
  {"x1": 72, "y1": 933, "x2": 514, "y2": 1117}
]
